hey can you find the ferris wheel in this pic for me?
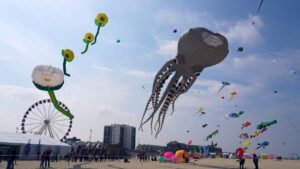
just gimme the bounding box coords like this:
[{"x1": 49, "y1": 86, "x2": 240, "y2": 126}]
[{"x1": 21, "y1": 99, "x2": 72, "y2": 142}]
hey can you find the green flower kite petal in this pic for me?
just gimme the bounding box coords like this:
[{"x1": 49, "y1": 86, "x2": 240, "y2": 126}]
[
  {"x1": 91, "y1": 13, "x2": 108, "y2": 45},
  {"x1": 32, "y1": 65, "x2": 74, "y2": 119},
  {"x1": 81, "y1": 32, "x2": 94, "y2": 54},
  {"x1": 61, "y1": 49, "x2": 75, "y2": 77}
]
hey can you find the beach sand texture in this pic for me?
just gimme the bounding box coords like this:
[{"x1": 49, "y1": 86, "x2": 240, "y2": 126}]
[{"x1": 1, "y1": 158, "x2": 299, "y2": 169}]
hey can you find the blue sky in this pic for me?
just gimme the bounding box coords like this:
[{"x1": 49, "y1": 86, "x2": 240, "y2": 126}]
[{"x1": 0, "y1": 0, "x2": 300, "y2": 156}]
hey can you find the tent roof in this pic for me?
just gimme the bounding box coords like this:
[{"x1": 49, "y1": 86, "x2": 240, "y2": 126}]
[{"x1": 0, "y1": 131, "x2": 70, "y2": 146}]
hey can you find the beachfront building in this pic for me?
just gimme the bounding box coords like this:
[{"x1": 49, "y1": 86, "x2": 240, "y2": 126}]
[
  {"x1": 0, "y1": 131, "x2": 71, "y2": 160},
  {"x1": 103, "y1": 124, "x2": 136, "y2": 151},
  {"x1": 136, "y1": 144, "x2": 166, "y2": 154}
]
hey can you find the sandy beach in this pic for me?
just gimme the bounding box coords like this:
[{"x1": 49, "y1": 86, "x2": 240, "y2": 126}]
[{"x1": 1, "y1": 158, "x2": 299, "y2": 169}]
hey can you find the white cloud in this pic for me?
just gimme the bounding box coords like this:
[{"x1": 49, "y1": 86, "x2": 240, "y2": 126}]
[
  {"x1": 221, "y1": 15, "x2": 263, "y2": 46},
  {"x1": 156, "y1": 39, "x2": 177, "y2": 57},
  {"x1": 92, "y1": 65, "x2": 113, "y2": 72},
  {"x1": 122, "y1": 68, "x2": 155, "y2": 79}
]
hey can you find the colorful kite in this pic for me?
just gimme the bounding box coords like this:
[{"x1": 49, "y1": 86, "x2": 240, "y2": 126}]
[
  {"x1": 241, "y1": 121, "x2": 252, "y2": 129},
  {"x1": 81, "y1": 33, "x2": 95, "y2": 54},
  {"x1": 260, "y1": 127, "x2": 267, "y2": 133},
  {"x1": 218, "y1": 81, "x2": 230, "y2": 93},
  {"x1": 32, "y1": 65, "x2": 74, "y2": 120},
  {"x1": 228, "y1": 91, "x2": 237, "y2": 101},
  {"x1": 242, "y1": 141, "x2": 251, "y2": 147},
  {"x1": 91, "y1": 13, "x2": 108, "y2": 45},
  {"x1": 257, "y1": 120, "x2": 277, "y2": 130},
  {"x1": 256, "y1": 141, "x2": 269, "y2": 149},
  {"x1": 206, "y1": 130, "x2": 219, "y2": 141},
  {"x1": 61, "y1": 49, "x2": 75, "y2": 77},
  {"x1": 239, "y1": 133, "x2": 249, "y2": 140},
  {"x1": 139, "y1": 27, "x2": 229, "y2": 136},
  {"x1": 226, "y1": 111, "x2": 244, "y2": 118},
  {"x1": 250, "y1": 131, "x2": 260, "y2": 138},
  {"x1": 193, "y1": 107, "x2": 205, "y2": 116}
]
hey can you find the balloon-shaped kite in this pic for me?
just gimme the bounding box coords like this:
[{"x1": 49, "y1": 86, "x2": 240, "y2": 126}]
[
  {"x1": 202, "y1": 124, "x2": 208, "y2": 128},
  {"x1": 256, "y1": 141, "x2": 269, "y2": 149},
  {"x1": 193, "y1": 107, "x2": 206, "y2": 116},
  {"x1": 242, "y1": 141, "x2": 251, "y2": 147},
  {"x1": 250, "y1": 131, "x2": 260, "y2": 138},
  {"x1": 81, "y1": 32, "x2": 95, "y2": 54},
  {"x1": 61, "y1": 49, "x2": 75, "y2": 77},
  {"x1": 206, "y1": 130, "x2": 219, "y2": 141},
  {"x1": 163, "y1": 152, "x2": 174, "y2": 161},
  {"x1": 228, "y1": 91, "x2": 237, "y2": 101},
  {"x1": 139, "y1": 27, "x2": 229, "y2": 136},
  {"x1": 239, "y1": 133, "x2": 249, "y2": 140},
  {"x1": 32, "y1": 65, "x2": 74, "y2": 119},
  {"x1": 241, "y1": 121, "x2": 252, "y2": 129},
  {"x1": 218, "y1": 81, "x2": 230, "y2": 93},
  {"x1": 91, "y1": 13, "x2": 108, "y2": 45},
  {"x1": 257, "y1": 120, "x2": 277, "y2": 130}
]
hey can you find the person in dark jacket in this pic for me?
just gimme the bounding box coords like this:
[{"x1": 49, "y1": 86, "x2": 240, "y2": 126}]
[
  {"x1": 45, "y1": 148, "x2": 52, "y2": 168},
  {"x1": 253, "y1": 153, "x2": 259, "y2": 169},
  {"x1": 6, "y1": 148, "x2": 17, "y2": 169}
]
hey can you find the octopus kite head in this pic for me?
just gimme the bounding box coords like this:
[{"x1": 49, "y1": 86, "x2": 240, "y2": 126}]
[
  {"x1": 176, "y1": 27, "x2": 229, "y2": 73},
  {"x1": 95, "y1": 13, "x2": 108, "y2": 27},
  {"x1": 140, "y1": 27, "x2": 229, "y2": 137},
  {"x1": 62, "y1": 49, "x2": 75, "y2": 62},
  {"x1": 32, "y1": 65, "x2": 64, "y2": 91}
]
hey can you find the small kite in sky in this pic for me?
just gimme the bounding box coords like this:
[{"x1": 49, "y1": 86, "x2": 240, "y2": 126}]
[
  {"x1": 142, "y1": 85, "x2": 145, "y2": 89},
  {"x1": 226, "y1": 111, "x2": 244, "y2": 118},
  {"x1": 116, "y1": 39, "x2": 121, "y2": 43},
  {"x1": 250, "y1": 131, "x2": 260, "y2": 138},
  {"x1": 218, "y1": 81, "x2": 230, "y2": 93},
  {"x1": 241, "y1": 121, "x2": 252, "y2": 129},
  {"x1": 257, "y1": 120, "x2": 277, "y2": 130},
  {"x1": 81, "y1": 32, "x2": 94, "y2": 54},
  {"x1": 289, "y1": 70, "x2": 296, "y2": 75},
  {"x1": 239, "y1": 133, "x2": 249, "y2": 140},
  {"x1": 173, "y1": 29, "x2": 177, "y2": 33},
  {"x1": 206, "y1": 130, "x2": 219, "y2": 141},
  {"x1": 91, "y1": 13, "x2": 108, "y2": 45},
  {"x1": 274, "y1": 90, "x2": 278, "y2": 93},
  {"x1": 61, "y1": 49, "x2": 75, "y2": 77},
  {"x1": 242, "y1": 141, "x2": 251, "y2": 147},
  {"x1": 228, "y1": 91, "x2": 237, "y2": 101},
  {"x1": 193, "y1": 107, "x2": 206, "y2": 116},
  {"x1": 256, "y1": 141, "x2": 269, "y2": 149},
  {"x1": 202, "y1": 124, "x2": 208, "y2": 128},
  {"x1": 237, "y1": 47, "x2": 244, "y2": 52}
]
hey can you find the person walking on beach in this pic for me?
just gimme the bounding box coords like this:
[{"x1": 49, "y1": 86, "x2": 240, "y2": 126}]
[
  {"x1": 40, "y1": 151, "x2": 46, "y2": 169},
  {"x1": 253, "y1": 154, "x2": 259, "y2": 169},
  {"x1": 45, "y1": 148, "x2": 52, "y2": 168}
]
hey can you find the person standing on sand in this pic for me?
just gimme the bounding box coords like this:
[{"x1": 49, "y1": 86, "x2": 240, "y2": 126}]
[
  {"x1": 236, "y1": 147, "x2": 245, "y2": 169},
  {"x1": 253, "y1": 154, "x2": 259, "y2": 169},
  {"x1": 40, "y1": 151, "x2": 46, "y2": 169}
]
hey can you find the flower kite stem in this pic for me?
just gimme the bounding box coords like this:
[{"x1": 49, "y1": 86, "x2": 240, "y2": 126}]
[
  {"x1": 63, "y1": 59, "x2": 70, "y2": 76},
  {"x1": 47, "y1": 87, "x2": 74, "y2": 119},
  {"x1": 81, "y1": 43, "x2": 90, "y2": 54},
  {"x1": 91, "y1": 23, "x2": 101, "y2": 45}
]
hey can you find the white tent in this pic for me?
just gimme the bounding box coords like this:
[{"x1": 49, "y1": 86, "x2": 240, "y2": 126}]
[{"x1": 0, "y1": 131, "x2": 71, "y2": 160}]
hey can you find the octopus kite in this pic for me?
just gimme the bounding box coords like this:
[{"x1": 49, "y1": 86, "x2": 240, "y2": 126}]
[
  {"x1": 241, "y1": 121, "x2": 252, "y2": 129},
  {"x1": 256, "y1": 141, "x2": 269, "y2": 149},
  {"x1": 139, "y1": 27, "x2": 229, "y2": 136},
  {"x1": 257, "y1": 120, "x2": 277, "y2": 130}
]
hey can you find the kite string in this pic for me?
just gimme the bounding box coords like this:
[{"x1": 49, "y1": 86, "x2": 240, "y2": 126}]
[{"x1": 285, "y1": 114, "x2": 300, "y2": 135}]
